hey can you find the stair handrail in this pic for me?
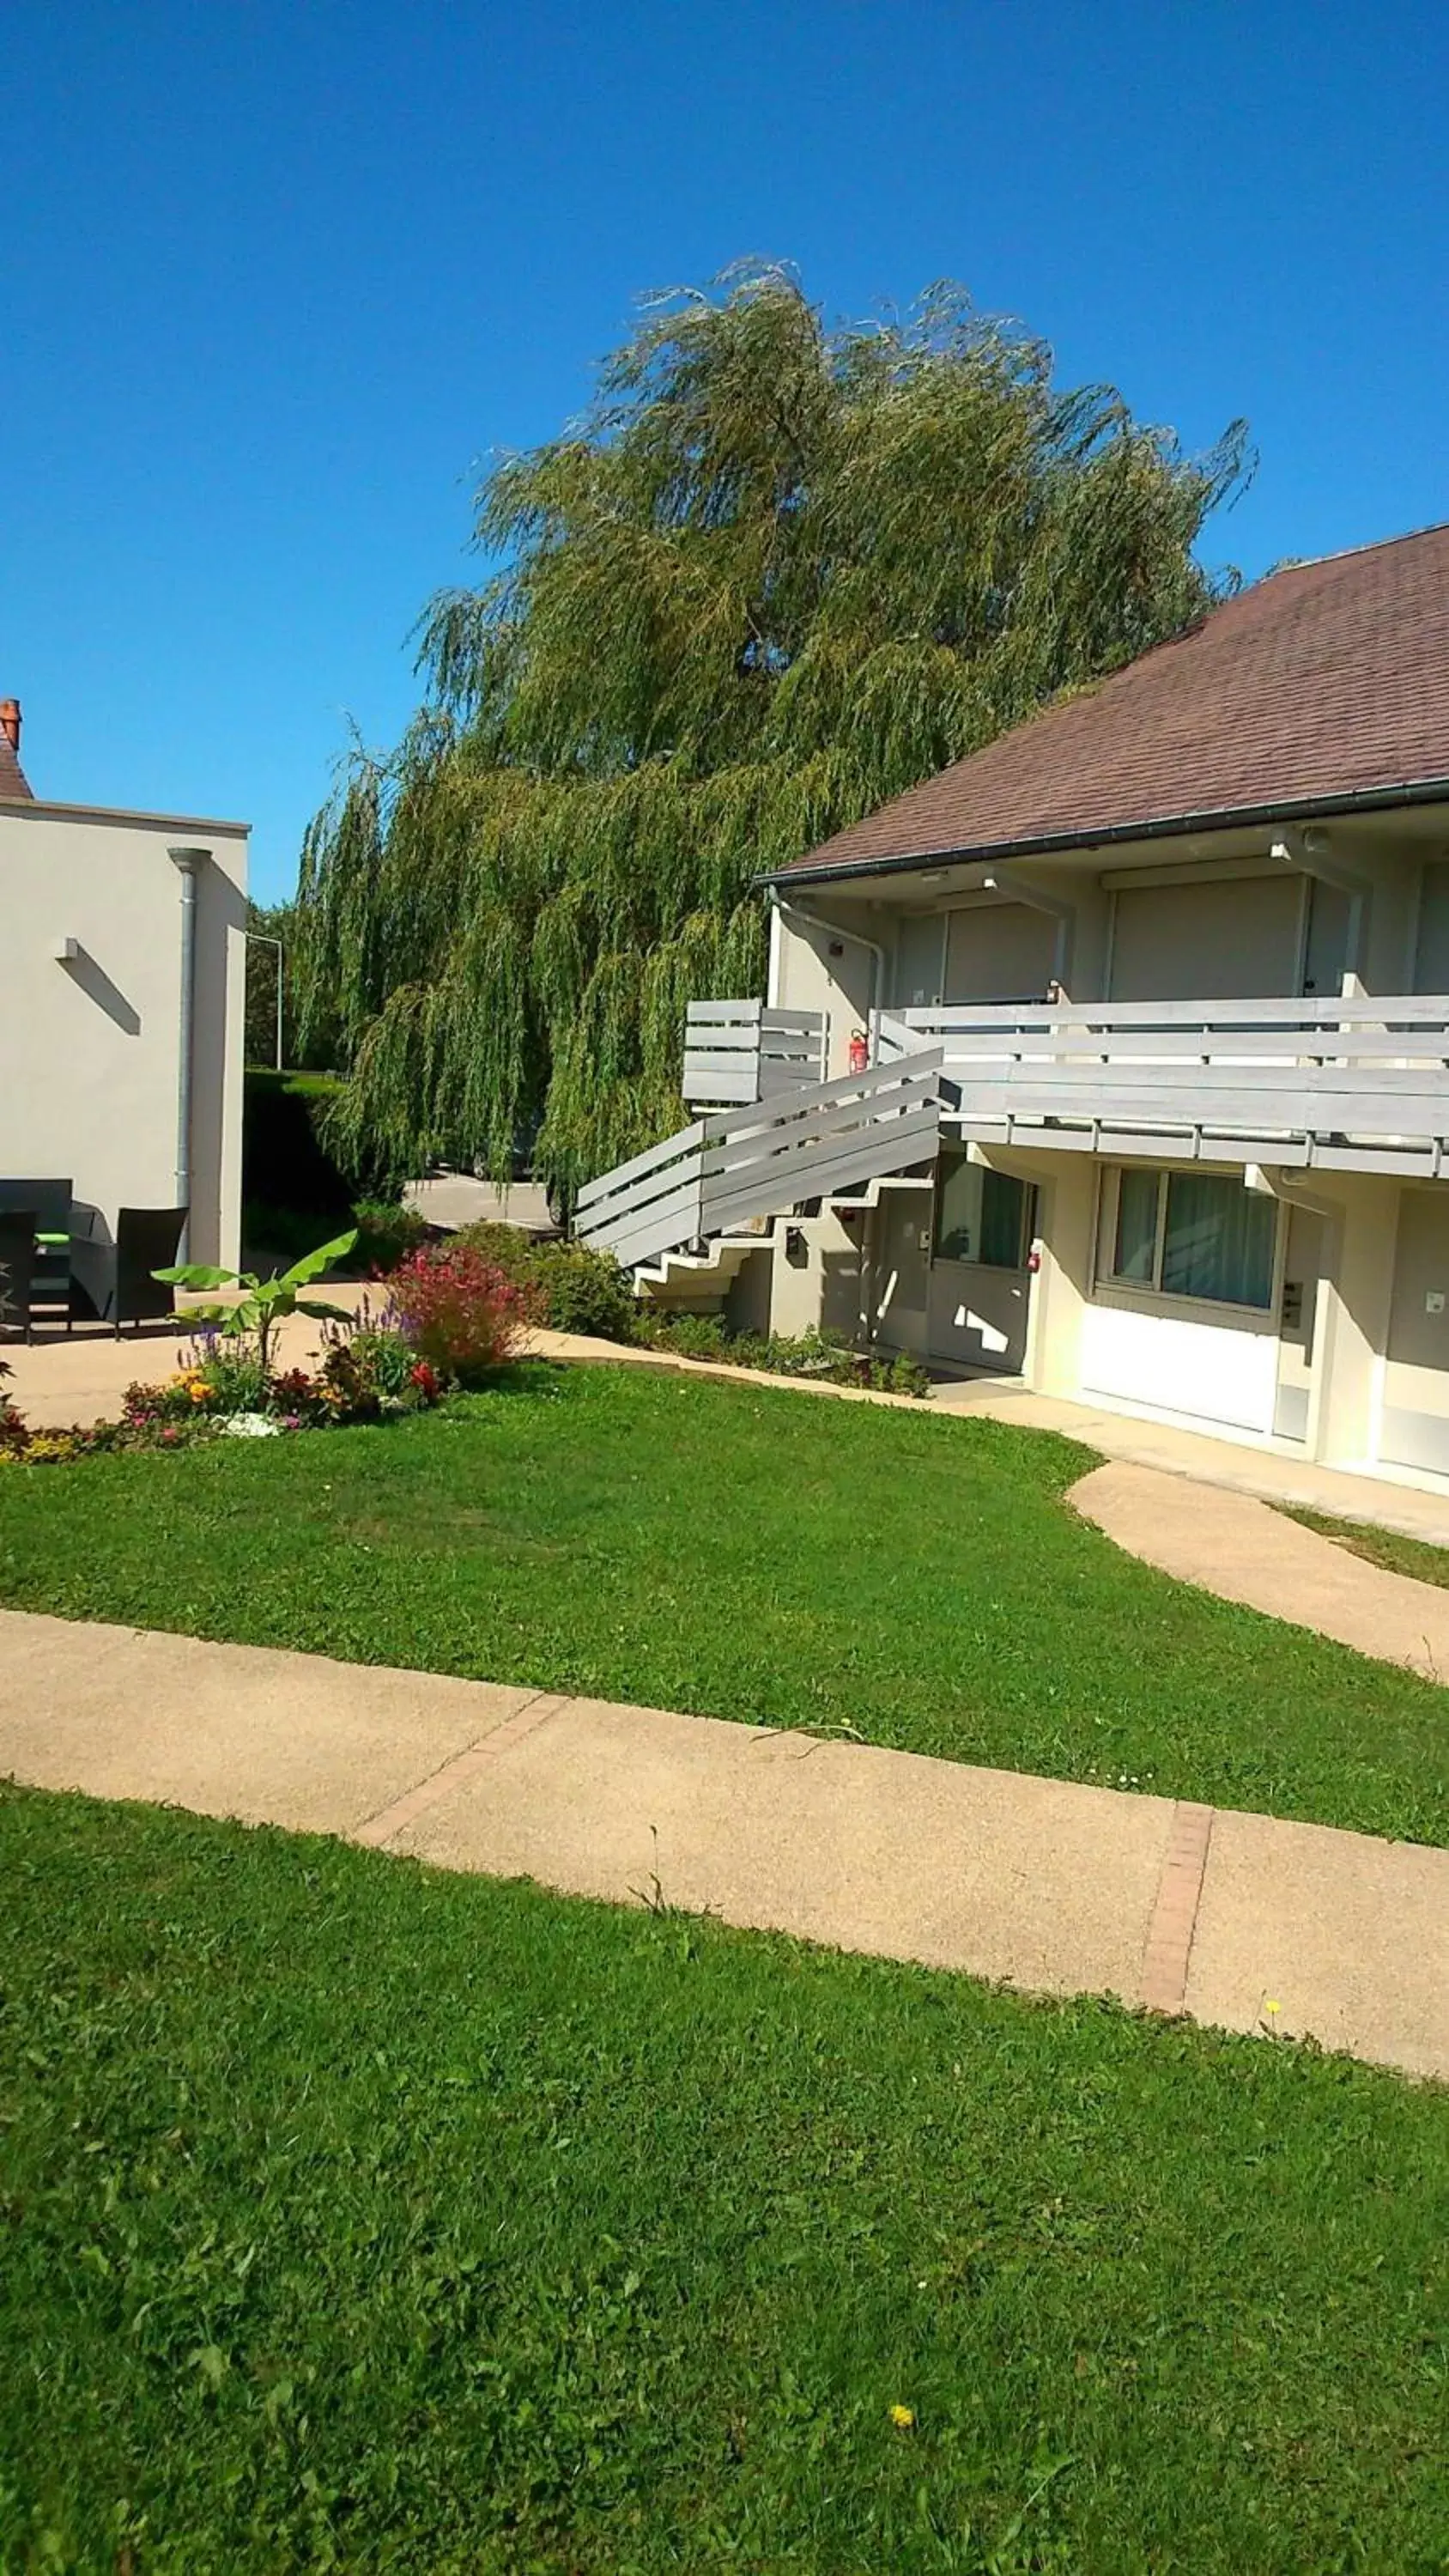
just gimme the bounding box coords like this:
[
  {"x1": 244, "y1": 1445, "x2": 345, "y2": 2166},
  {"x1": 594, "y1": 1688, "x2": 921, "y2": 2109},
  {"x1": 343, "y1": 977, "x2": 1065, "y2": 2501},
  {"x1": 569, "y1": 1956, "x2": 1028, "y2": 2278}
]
[{"x1": 575, "y1": 1050, "x2": 943, "y2": 1267}]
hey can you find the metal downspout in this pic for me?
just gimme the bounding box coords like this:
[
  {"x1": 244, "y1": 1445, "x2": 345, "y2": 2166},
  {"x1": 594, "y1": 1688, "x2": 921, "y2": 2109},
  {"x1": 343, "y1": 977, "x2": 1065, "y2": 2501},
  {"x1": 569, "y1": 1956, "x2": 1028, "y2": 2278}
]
[
  {"x1": 771, "y1": 893, "x2": 887, "y2": 1041},
  {"x1": 168, "y1": 848, "x2": 209, "y2": 1257}
]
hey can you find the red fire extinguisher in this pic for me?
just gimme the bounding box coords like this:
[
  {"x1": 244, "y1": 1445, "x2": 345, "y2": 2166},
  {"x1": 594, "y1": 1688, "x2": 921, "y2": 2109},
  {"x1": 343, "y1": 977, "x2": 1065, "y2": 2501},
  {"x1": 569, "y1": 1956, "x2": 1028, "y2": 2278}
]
[{"x1": 847, "y1": 1028, "x2": 870, "y2": 1076}]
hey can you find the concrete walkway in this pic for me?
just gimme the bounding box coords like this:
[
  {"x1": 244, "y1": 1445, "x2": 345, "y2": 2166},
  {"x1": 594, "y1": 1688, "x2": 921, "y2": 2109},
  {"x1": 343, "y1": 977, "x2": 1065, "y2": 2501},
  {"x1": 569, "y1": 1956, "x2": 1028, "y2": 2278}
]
[
  {"x1": 931, "y1": 1373, "x2": 1449, "y2": 1546},
  {"x1": 1, "y1": 1607, "x2": 1445, "y2": 2083},
  {"x1": 1073, "y1": 1461, "x2": 1449, "y2": 1683},
  {"x1": 403, "y1": 1174, "x2": 555, "y2": 1236}
]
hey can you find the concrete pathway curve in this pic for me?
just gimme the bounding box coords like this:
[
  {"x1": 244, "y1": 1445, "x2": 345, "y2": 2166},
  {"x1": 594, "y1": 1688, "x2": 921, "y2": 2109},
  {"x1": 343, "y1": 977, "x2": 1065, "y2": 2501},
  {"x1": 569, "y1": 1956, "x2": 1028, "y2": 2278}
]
[
  {"x1": 1072, "y1": 1460, "x2": 1449, "y2": 1683},
  {"x1": 1, "y1": 1607, "x2": 1444, "y2": 2084}
]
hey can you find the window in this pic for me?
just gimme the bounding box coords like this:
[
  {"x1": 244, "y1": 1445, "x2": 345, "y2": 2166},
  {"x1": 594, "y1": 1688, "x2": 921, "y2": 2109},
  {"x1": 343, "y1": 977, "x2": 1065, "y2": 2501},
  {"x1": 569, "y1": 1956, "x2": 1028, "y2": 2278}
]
[
  {"x1": 1100, "y1": 1169, "x2": 1276, "y2": 1311},
  {"x1": 935, "y1": 1155, "x2": 1030, "y2": 1268},
  {"x1": 1113, "y1": 1168, "x2": 1159, "y2": 1283}
]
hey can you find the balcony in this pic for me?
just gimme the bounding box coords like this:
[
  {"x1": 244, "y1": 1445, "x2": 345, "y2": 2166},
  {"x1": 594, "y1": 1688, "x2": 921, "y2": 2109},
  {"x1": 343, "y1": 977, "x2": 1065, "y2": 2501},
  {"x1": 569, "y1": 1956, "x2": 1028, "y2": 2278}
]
[
  {"x1": 871, "y1": 996, "x2": 1449, "y2": 1180},
  {"x1": 682, "y1": 1000, "x2": 828, "y2": 1108}
]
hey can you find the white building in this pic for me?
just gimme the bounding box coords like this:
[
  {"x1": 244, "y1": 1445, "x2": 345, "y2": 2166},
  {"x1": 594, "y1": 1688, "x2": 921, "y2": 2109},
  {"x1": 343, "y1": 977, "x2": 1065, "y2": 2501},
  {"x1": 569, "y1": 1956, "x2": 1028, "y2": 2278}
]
[
  {"x1": 577, "y1": 524, "x2": 1449, "y2": 1498},
  {"x1": 0, "y1": 700, "x2": 249, "y2": 1276}
]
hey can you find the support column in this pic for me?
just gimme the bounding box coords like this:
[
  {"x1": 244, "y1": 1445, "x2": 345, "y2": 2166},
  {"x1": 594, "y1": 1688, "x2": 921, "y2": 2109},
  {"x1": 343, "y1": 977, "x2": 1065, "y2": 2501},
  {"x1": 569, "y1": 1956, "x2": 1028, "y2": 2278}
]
[
  {"x1": 1310, "y1": 1176, "x2": 1401, "y2": 1468},
  {"x1": 1023, "y1": 1158, "x2": 1097, "y2": 1397}
]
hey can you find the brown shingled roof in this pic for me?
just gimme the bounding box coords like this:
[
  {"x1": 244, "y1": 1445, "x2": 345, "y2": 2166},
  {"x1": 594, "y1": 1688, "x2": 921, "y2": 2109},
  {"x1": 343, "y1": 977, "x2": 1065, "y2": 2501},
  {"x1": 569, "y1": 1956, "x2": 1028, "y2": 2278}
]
[
  {"x1": 0, "y1": 728, "x2": 33, "y2": 800},
  {"x1": 772, "y1": 522, "x2": 1449, "y2": 881}
]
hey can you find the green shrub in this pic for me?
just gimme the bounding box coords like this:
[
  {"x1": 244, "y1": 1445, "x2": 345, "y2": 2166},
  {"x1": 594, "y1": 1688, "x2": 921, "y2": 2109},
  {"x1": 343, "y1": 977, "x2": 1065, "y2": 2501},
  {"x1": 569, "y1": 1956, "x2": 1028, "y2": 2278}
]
[
  {"x1": 447, "y1": 1220, "x2": 539, "y2": 1285},
  {"x1": 450, "y1": 1224, "x2": 637, "y2": 1339},
  {"x1": 241, "y1": 1200, "x2": 330, "y2": 1267},
  {"x1": 636, "y1": 1311, "x2": 729, "y2": 1361},
  {"x1": 636, "y1": 1315, "x2": 931, "y2": 1396},
  {"x1": 527, "y1": 1241, "x2": 638, "y2": 1339},
  {"x1": 352, "y1": 1200, "x2": 430, "y2": 1276}
]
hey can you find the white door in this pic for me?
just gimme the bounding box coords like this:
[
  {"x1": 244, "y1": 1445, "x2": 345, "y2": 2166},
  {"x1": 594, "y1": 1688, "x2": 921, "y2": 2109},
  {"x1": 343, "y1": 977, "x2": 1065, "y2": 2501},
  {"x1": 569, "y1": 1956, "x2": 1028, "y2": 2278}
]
[{"x1": 927, "y1": 1155, "x2": 1034, "y2": 1373}]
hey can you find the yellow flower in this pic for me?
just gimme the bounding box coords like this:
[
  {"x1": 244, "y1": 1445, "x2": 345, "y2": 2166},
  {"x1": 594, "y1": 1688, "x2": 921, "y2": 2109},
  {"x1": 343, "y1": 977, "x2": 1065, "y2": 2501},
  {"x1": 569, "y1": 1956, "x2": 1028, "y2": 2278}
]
[
  {"x1": 1264, "y1": 1997, "x2": 1281, "y2": 2015},
  {"x1": 889, "y1": 2404, "x2": 915, "y2": 2430}
]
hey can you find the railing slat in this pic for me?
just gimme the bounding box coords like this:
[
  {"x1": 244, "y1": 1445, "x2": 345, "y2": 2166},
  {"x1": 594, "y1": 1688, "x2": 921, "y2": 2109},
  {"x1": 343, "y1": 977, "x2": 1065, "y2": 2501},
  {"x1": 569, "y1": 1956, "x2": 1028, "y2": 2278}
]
[{"x1": 574, "y1": 1120, "x2": 706, "y2": 1212}]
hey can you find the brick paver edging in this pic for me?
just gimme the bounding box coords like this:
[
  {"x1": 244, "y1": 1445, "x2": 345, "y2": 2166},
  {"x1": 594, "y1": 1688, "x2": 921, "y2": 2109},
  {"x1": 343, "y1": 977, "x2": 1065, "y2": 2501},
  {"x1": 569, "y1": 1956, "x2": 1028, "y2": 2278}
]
[{"x1": 1140, "y1": 1801, "x2": 1215, "y2": 2014}]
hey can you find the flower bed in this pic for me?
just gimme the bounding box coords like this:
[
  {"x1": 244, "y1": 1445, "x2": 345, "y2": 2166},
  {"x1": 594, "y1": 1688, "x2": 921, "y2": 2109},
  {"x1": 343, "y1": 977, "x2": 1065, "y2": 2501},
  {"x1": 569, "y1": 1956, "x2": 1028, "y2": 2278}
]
[
  {"x1": 634, "y1": 1314, "x2": 931, "y2": 1396},
  {"x1": 0, "y1": 1321, "x2": 446, "y2": 1466},
  {"x1": 0, "y1": 1242, "x2": 526, "y2": 1467},
  {"x1": 446, "y1": 1222, "x2": 931, "y2": 1393}
]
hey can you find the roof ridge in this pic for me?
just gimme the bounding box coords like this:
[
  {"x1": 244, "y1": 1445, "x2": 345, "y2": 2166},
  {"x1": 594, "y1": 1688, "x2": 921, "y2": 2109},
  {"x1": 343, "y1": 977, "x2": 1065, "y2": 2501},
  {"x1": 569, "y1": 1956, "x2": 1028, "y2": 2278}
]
[{"x1": 1259, "y1": 517, "x2": 1449, "y2": 581}]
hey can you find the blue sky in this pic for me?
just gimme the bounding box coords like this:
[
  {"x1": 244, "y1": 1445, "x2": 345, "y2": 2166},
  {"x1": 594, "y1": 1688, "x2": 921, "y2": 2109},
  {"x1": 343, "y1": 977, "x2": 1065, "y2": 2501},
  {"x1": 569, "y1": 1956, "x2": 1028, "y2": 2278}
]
[{"x1": 4, "y1": 0, "x2": 1446, "y2": 898}]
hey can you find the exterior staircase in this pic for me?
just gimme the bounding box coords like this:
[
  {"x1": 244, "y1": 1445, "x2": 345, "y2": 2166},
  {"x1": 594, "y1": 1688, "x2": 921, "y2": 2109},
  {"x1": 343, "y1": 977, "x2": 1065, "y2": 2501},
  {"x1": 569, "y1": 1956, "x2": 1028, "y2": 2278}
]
[
  {"x1": 573, "y1": 1050, "x2": 944, "y2": 1294},
  {"x1": 629, "y1": 1168, "x2": 937, "y2": 1307}
]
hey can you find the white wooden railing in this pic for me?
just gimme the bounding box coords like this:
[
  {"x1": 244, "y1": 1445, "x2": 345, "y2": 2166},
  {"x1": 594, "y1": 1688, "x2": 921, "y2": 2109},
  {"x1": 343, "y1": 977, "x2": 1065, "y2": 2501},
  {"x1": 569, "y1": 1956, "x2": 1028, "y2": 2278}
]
[
  {"x1": 682, "y1": 999, "x2": 828, "y2": 1108},
  {"x1": 871, "y1": 995, "x2": 1449, "y2": 1177},
  {"x1": 576, "y1": 1052, "x2": 943, "y2": 1270}
]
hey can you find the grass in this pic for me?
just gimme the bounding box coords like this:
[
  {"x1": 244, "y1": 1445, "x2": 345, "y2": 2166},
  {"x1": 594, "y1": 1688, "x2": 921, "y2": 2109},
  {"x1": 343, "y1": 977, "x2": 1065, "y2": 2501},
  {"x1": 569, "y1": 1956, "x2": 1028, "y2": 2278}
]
[
  {"x1": 1283, "y1": 1503, "x2": 1449, "y2": 1591},
  {"x1": 2, "y1": 1783, "x2": 1446, "y2": 2573},
  {"x1": 0, "y1": 1363, "x2": 1446, "y2": 1845}
]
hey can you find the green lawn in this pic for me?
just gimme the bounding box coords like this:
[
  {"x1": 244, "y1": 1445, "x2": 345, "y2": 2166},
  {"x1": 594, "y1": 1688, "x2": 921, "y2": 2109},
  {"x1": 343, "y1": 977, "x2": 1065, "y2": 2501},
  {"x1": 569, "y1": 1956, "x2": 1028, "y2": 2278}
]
[
  {"x1": 0, "y1": 1363, "x2": 1446, "y2": 1844},
  {"x1": 3, "y1": 1783, "x2": 1446, "y2": 2573},
  {"x1": 1283, "y1": 1503, "x2": 1449, "y2": 1591}
]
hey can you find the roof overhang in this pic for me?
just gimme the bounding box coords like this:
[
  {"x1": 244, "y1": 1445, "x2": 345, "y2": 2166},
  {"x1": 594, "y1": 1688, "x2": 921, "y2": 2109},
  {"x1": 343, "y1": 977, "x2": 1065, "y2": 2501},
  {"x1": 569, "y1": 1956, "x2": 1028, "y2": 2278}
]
[
  {"x1": 0, "y1": 795, "x2": 251, "y2": 835},
  {"x1": 758, "y1": 774, "x2": 1449, "y2": 895}
]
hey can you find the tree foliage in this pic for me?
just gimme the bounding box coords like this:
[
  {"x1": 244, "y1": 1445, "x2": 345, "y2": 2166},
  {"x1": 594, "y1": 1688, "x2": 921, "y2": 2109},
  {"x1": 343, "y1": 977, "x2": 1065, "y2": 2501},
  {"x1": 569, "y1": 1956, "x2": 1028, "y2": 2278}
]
[
  {"x1": 245, "y1": 899, "x2": 344, "y2": 1073},
  {"x1": 298, "y1": 265, "x2": 1248, "y2": 1190}
]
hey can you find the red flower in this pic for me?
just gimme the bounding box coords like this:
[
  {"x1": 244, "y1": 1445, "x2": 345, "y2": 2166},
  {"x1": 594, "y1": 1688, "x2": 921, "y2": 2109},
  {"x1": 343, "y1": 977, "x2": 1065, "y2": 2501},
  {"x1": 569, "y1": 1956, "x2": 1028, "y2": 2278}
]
[{"x1": 388, "y1": 1245, "x2": 532, "y2": 1385}]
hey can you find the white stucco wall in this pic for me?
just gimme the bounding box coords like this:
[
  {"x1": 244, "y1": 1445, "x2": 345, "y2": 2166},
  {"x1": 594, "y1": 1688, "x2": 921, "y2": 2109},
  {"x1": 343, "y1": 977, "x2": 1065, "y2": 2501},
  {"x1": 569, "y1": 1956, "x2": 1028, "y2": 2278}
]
[
  {"x1": 1079, "y1": 1294, "x2": 1281, "y2": 1434},
  {"x1": 0, "y1": 802, "x2": 249, "y2": 1267},
  {"x1": 770, "y1": 902, "x2": 876, "y2": 1075}
]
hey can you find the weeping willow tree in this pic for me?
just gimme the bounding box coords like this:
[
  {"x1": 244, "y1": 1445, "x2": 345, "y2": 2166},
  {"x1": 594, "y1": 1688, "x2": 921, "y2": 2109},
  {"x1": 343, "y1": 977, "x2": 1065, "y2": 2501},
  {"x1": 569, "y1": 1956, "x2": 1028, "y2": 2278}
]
[{"x1": 298, "y1": 265, "x2": 1248, "y2": 1192}]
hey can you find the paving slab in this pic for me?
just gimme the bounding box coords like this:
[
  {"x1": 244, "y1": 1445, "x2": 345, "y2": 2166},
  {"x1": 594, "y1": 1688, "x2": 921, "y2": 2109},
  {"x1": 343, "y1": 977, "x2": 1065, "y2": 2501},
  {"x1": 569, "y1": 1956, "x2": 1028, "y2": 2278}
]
[
  {"x1": 1185, "y1": 1807, "x2": 1449, "y2": 2082},
  {"x1": 0, "y1": 1609, "x2": 539, "y2": 1834},
  {"x1": 385, "y1": 1692, "x2": 1175, "y2": 1997},
  {"x1": 1073, "y1": 1459, "x2": 1449, "y2": 1680}
]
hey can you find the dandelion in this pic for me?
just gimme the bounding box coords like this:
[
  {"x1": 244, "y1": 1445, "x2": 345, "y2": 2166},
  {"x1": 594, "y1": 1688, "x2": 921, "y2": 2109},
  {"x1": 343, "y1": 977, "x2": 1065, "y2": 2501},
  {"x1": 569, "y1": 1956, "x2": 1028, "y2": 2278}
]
[{"x1": 888, "y1": 2404, "x2": 915, "y2": 2430}]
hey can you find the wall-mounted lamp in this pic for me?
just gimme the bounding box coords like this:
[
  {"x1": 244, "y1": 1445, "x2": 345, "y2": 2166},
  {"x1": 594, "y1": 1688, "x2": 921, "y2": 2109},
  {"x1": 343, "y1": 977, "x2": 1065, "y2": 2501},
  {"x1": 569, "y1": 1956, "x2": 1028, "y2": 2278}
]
[
  {"x1": 980, "y1": 873, "x2": 998, "y2": 890},
  {"x1": 52, "y1": 936, "x2": 81, "y2": 963}
]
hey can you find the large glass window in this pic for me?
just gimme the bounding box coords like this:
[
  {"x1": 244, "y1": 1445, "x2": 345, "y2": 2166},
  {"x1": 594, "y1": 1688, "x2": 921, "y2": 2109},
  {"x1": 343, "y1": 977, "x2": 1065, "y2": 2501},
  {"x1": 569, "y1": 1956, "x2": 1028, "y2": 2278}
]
[
  {"x1": 1113, "y1": 1169, "x2": 1160, "y2": 1283},
  {"x1": 1161, "y1": 1173, "x2": 1276, "y2": 1308},
  {"x1": 935, "y1": 1155, "x2": 1028, "y2": 1268},
  {"x1": 1100, "y1": 1168, "x2": 1276, "y2": 1310}
]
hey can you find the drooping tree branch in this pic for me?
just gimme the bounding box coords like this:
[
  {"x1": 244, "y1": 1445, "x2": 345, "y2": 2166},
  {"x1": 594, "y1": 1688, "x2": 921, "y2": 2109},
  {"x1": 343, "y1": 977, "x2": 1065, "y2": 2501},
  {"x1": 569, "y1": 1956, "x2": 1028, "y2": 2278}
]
[{"x1": 298, "y1": 264, "x2": 1249, "y2": 1191}]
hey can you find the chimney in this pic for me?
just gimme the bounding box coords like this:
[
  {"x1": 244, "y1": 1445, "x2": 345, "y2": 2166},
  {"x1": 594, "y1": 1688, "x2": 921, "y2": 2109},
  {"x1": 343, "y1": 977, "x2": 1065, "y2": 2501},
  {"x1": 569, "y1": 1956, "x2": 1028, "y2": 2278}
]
[{"x1": 0, "y1": 701, "x2": 18, "y2": 755}]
